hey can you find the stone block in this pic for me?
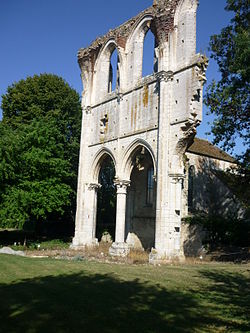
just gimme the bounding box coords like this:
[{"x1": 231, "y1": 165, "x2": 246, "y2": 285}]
[{"x1": 109, "y1": 242, "x2": 130, "y2": 257}]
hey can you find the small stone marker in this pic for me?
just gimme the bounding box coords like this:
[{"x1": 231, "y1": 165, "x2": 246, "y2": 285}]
[{"x1": 0, "y1": 246, "x2": 25, "y2": 257}]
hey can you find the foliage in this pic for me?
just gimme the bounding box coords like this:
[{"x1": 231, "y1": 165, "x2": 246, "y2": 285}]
[
  {"x1": 0, "y1": 226, "x2": 73, "y2": 249},
  {"x1": 204, "y1": 0, "x2": 250, "y2": 166},
  {"x1": 185, "y1": 213, "x2": 250, "y2": 247},
  {"x1": 32, "y1": 239, "x2": 70, "y2": 250},
  {"x1": 215, "y1": 168, "x2": 250, "y2": 211},
  {"x1": 8, "y1": 239, "x2": 70, "y2": 251},
  {"x1": 0, "y1": 74, "x2": 81, "y2": 228}
]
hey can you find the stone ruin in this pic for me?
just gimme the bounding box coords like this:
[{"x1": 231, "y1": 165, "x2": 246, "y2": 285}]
[{"x1": 72, "y1": 0, "x2": 208, "y2": 260}]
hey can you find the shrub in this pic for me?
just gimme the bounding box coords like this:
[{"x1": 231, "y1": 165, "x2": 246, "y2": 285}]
[{"x1": 184, "y1": 214, "x2": 250, "y2": 247}]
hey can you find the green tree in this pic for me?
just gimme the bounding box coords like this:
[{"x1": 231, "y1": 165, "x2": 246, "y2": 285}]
[
  {"x1": 204, "y1": 0, "x2": 250, "y2": 166},
  {"x1": 96, "y1": 157, "x2": 116, "y2": 240},
  {"x1": 0, "y1": 74, "x2": 81, "y2": 229}
]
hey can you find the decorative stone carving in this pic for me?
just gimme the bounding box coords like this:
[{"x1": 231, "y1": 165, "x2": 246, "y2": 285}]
[
  {"x1": 100, "y1": 115, "x2": 108, "y2": 135},
  {"x1": 114, "y1": 179, "x2": 130, "y2": 192},
  {"x1": 155, "y1": 70, "x2": 174, "y2": 82},
  {"x1": 84, "y1": 106, "x2": 92, "y2": 115},
  {"x1": 88, "y1": 183, "x2": 101, "y2": 191},
  {"x1": 176, "y1": 118, "x2": 201, "y2": 156},
  {"x1": 175, "y1": 55, "x2": 208, "y2": 157},
  {"x1": 169, "y1": 173, "x2": 185, "y2": 184},
  {"x1": 195, "y1": 54, "x2": 209, "y2": 84}
]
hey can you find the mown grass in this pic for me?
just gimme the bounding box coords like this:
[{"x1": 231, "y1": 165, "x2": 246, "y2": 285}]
[{"x1": 0, "y1": 255, "x2": 249, "y2": 333}]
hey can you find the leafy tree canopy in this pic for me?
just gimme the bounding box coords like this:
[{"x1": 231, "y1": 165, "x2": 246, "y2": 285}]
[
  {"x1": 204, "y1": 0, "x2": 250, "y2": 167},
  {"x1": 0, "y1": 74, "x2": 81, "y2": 229}
]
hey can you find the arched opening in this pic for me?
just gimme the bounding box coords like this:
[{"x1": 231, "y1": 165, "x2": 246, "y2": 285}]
[
  {"x1": 109, "y1": 48, "x2": 119, "y2": 92},
  {"x1": 125, "y1": 145, "x2": 156, "y2": 250},
  {"x1": 142, "y1": 29, "x2": 157, "y2": 77},
  {"x1": 93, "y1": 41, "x2": 121, "y2": 103},
  {"x1": 96, "y1": 155, "x2": 116, "y2": 241}
]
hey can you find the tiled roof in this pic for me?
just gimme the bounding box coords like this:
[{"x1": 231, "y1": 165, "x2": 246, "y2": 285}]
[{"x1": 187, "y1": 138, "x2": 236, "y2": 163}]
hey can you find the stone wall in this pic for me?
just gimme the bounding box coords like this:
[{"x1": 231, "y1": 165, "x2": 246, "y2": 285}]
[
  {"x1": 185, "y1": 153, "x2": 243, "y2": 218},
  {"x1": 73, "y1": 0, "x2": 208, "y2": 260},
  {"x1": 180, "y1": 222, "x2": 206, "y2": 257}
]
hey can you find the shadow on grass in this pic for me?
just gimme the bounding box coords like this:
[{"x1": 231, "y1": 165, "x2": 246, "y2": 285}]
[
  {"x1": 198, "y1": 269, "x2": 250, "y2": 331},
  {"x1": 1, "y1": 268, "x2": 249, "y2": 333},
  {"x1": 0, "y1": 271, "x2": 204, "y2": 333}
]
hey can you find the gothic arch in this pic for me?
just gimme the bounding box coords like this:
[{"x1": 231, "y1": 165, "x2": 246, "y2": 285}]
[
  {"x1": 122, "y1": 139, "x2": 156, "y2": 180},
  {"x1": 126, "y1": 15, "x2": 155, "y2": 87},
  {"x1": 91, "y1": 148, "x2": 117, "y2": 183},
  {"x1": 92, "y1": 39, "x2": 122, "y2": 103},
  {"x1": 127, "y1": 15, "x2": 154, "y2": 43}
]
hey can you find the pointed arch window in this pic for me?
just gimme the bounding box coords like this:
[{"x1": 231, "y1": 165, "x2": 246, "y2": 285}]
[
  {"x1": 109, "y1": 48, "x2": 120, "y2": 92},
  {"x1": 142, "y1": 29, "x2": 157, "y2": 77}
]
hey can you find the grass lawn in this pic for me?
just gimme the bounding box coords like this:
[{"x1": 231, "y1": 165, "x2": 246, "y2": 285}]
[{"x1": 0, "y1": 255, "x2": 249, "y2": 333}]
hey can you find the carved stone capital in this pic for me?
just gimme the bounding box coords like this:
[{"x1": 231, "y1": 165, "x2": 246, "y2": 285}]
[
  {"x1": 88, "y1": 183, "x2": 101, "y2": 191},
  {"x1": 114, "y1": 179, "x2": 131, "y2": 193},
  {"x1": 155, "y1": 70, "x2": 174, "y2": 83},
  {"x1": 169, "y1": 173, "x2": 185, "y2": 184},
  {"x1": 84, "y1": 106, "x2": 92, "y2": 115}
]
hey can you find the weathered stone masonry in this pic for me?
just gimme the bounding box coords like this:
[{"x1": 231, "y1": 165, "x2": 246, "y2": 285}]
[{"x1": 73, "y1": 0, "x2": 208, "y2": 259}]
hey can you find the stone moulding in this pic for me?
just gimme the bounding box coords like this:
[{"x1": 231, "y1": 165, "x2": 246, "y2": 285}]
[
  {"x1": 78, "y1": 0, "x2": 183, "y2": 68},
  {"x1": 84, "y1": 54, "x2": 208, "y2": 113}
]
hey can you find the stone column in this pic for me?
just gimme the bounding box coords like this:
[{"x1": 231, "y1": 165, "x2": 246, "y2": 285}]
[
  {"x1": 72, "y1": 182, "x2": 100, "y2": 247},
  {"x1": 115, "y1": 181, "x2": 128, "y2": 243},
  {"x1": 109, "y1": 180, "x2": 130, "y2": 257},
  {"x1": 72, "y1": 106, "x2": 94, "y2": 247},
  {"x1": 88, "y1": 183, "x2": 101, "y2": 242},
  {"x1": 153, "y1": 71, "x2": 173, "y2": 258}
]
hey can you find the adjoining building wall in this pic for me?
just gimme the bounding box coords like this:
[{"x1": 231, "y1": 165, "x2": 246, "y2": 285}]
[
  {"x1": 180, "y1": 149, "x2": 243, "y2": 257},
  {"x1": 186, "y1": 152, "x2": 242, "y2": 218},
  {"x1": 73, "y1": 0, "x2": 208, "y2": 260}
]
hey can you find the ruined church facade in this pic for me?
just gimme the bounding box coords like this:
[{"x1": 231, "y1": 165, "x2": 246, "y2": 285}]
[{"x1": 73, "y1": 0, "x2": 208, "y2": 259}]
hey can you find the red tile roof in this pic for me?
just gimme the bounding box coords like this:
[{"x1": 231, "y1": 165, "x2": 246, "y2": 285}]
[{"x1": 187, "y1": 138, "x2": 236, "y2": 163}]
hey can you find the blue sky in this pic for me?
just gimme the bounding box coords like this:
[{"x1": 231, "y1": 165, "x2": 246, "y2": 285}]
[{"x1": 0, "y1": 0, "x2": 234, "y2": 150}]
